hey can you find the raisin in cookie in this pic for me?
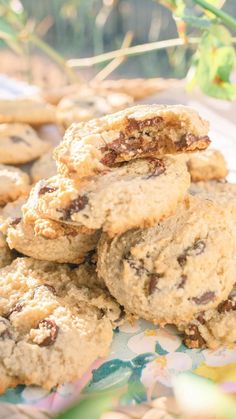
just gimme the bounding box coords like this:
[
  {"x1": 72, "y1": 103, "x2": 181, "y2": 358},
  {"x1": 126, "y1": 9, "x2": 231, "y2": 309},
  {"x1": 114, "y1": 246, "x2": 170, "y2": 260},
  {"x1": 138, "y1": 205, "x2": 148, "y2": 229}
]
[
  {"x1": 180, "y1": 285, "x2": 236, "y2": 349},
  {"x1": 7, "y1": 218, "x2": 99, "y2": 264},
  {"x1": 0, "y1": 123, "x2": 50, "y2": 165},
  {"x1": 24, "y1": 156, "x2": 190, "y2": 237},
  {"x1": 54, "y1": 104, "x2": 210, "y2": 179},
  {"x1": 0, "y1": 164, "x2": 30, "y2": 206},
  {"x1": 189, "y1": 181, "x2": 236, "y2": 222},
  {"x1": 0, "y1": 99, "x2": 56, "y2": 124},
  {"x1": 0, "y1": 257, "x2": 123, "y2": 393},
  {"x1": 30, "y1": 151, "x2": 57, "y2": 183},
  {"x1": 57, "y1": 91, "x2": 133, "y2": 127},
  {"x1": 97, "y1": 196, "x2": 236, "y2": 325},
  {"x1": 184, "y1": 149, "x2": 228, "y2": 182}
]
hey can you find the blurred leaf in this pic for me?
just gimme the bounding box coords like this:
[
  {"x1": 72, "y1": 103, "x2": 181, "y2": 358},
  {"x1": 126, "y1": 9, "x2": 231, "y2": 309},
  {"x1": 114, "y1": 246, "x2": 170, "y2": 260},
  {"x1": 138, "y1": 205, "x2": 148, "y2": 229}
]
[{"x1": 182, "y1": 15, "x2": 212, "y2": 29}]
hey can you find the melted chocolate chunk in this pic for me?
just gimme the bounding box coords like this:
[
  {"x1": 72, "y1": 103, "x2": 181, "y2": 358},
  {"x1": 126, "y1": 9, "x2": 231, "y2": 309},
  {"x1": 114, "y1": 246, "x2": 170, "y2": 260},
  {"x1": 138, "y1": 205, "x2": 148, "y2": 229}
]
[
  {"x1": 59, "y1": 196, "x2": 88, "y2": 221},
  {"x1": 148, "y1": 274, "x2": 162, "y2": 295},
  {"x1": 192, "y1": 291, "x2": 215, "y2": 305},
  {"x1": 39, "y1": 186, "x2": 57, "y2": 195},
  {"x1": 177, "y1": 275, "x2": 187, "y2": 289},
  {"x1": 217, "y1": 291, "x2": 236, "y2": 314},
  {"x1": 101, "y1": 150, "x2": 118, "y2": 166},
  {"x1": 176, "y1": 134, "x2": 210, "y2": 151},
  {"x1": 146, "y1": 159, "x2": 166, "y2": 179},
  {"x1": 9, "y1": 217, "x2": 21, "y2": 227},
  {"x1": 126, "y1": 116, "x2": 163, "y2": 132},
  {"x1": 196, "y1": 312, "x2": 206, "y2": 325},
  {"x1": 184, "y1": 324, "x2": 206, "y2": 348},
  {"x1": 6, "y1": 302, "x2": 24, "y2": 318},
  {"x1": 177, "y1": 240, "x2": 206, "y2": 267},
  {"x1": 37, "y1": 319, "x2": 58, "y2": 347}
]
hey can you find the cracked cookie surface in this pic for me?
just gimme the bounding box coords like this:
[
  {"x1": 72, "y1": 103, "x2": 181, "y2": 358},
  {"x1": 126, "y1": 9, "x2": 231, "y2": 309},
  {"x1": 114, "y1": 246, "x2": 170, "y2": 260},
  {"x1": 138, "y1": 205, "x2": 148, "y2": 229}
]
[
  {"x1": 0, "y1": 257, "x2": 122, "y2": 393},
  {"x1": 54, "y1": 104, "x2": 210, "y2": 179},
  {"x1": 24, "y1": 156, "x2": 190, "y2": 237},
  {"x1": 97, "y1": 196, "x2": 236, "y2": 325}
]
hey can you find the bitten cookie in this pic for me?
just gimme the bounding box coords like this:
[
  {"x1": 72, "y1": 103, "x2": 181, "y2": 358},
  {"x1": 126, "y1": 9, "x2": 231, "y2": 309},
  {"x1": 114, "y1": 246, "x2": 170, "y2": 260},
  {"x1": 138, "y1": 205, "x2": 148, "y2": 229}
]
[
  {"x1": 57, "y1": 91, "x2": 133, "y2": 127},
  {"x1": 30, "y1": 151, "x2": 57, "y2": 183},
  {"x1": 0, "y1": 123, "x2": 50, "y2": 165},
  {"x1": 24, "y1": 156, "x2": 190, "y2": 237},
  {"x1": 54, "y1": 104, "x2": 210, "y2": 179},
  {"x1": 0, "y1": 257, "x2": 123, "y2": 393},
  {"x1": 184, "y1": 149, "x2": 228, "y2": 182},
  {"x1": 0, "y1": 99, "x2": 56, "y2": 124},
  {"x1": 97, "y1": 196, "x2": 236, "y2": 325},
  {"x1": 0, "y1": 164, "x2": 30, "y2": 206},
  {"x1": 180, "y1": 286, "x2": 236, "y2": 349}
]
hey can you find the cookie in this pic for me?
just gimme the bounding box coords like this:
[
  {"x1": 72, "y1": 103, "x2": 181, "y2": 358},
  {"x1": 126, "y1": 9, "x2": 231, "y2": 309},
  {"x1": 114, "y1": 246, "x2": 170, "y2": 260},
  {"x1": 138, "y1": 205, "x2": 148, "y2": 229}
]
[
  {"x1": 189, "y1": 181, "x2": 236, "y2": 222},
  {"x1": 57, "y1": 91, "x2": 133, "y2": 128},
  {"x1": 184, "y1": 149, "x2": 228, "y2": 182},
  {"x1": 0, "y1": 99, "x2": 56, "y2": 125},
  {"x1": 31, "y1": 151, "x2": 57, "y2": 183},
  {"x1": 0, "y1": 164, "x2": 30, "y2": 206},
  {"x1": 0, "y1": 123, "x2": 50, "y2": 165},
  {"x1": 97, "y1": 196, "x2": 236, "y2": 325},
  {"x1": 0, "y1": 232, "x2": 14, "y2": 269},
  {"x1": 54, "y1": 104, "x2": 210, "y2": 179},
  {"x1": 24, "y1": 156, "x2": 190, "y2": 237},
  {"x1": 180, "y1": 286, "x2": 236, "y2": 349},
  {"x1": 0, "y1": 257, "x2": 123, "y2": 393},
  {"x1": 7, "y1": 218, "x2": 100, "y2": 264},
  {"x1": 90, "y1": 78, "x2": 179, "y2": 101}
]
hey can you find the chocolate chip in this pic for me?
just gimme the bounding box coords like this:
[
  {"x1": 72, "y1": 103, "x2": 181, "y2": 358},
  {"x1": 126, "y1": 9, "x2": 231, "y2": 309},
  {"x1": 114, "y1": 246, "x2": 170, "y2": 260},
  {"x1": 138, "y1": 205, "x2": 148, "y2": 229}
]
[
  {"x1": 196, "y1": 312, "x2": 206, "y2": 325},
  {"x1": 192, "y1": 291, "x2": 215, "y2": 305},
  {"x1": 217, "y1": 291, "x2": 236, "y2": 314},
  {"x1": 9, "y1": 217, "x2": 21, "y2": 227},
  {"x1": 6, "y1": 302, "x2": 24, "y2": 318},
  {"x1": 148, "y1": 274, "x2": 162, "y2": 294},
  {"x1": 177, "y1": 275, "x2": 187, "y2": 289},
  {"x1": 177, "y1": 240, "x2": 206, "y2": 267},
  {"x1": 127, "y1": 116, "x2": 163, "y2": 132},
  {"x1": 176, "y1": 134, "x2": 210, "y2": 151},
  {"x1": 101, "y1": 150, "x2": 118, "y2": 166},
  {"x1": 39, "y1": 186, "x2": 57, "y2": 195},
  {"x1": 184, "y1": 324, "x2": 206, "y2": 348},
  {"x1": 37, "y1": 319, "x2": 58, "y2": 347},
  {"x1": 59, "y1": 196, "x2": 89, "y2": 221},
  {"x1": 145, "y1": 159, "x2": 166, "y2": 179}
]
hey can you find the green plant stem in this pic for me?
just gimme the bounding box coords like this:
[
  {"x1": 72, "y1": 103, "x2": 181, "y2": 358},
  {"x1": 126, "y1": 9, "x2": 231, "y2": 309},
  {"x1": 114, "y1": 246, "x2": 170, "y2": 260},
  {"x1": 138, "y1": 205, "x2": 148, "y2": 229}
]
[{"x1": 193, "y1": 0, "x2": 236, "y2": 31}]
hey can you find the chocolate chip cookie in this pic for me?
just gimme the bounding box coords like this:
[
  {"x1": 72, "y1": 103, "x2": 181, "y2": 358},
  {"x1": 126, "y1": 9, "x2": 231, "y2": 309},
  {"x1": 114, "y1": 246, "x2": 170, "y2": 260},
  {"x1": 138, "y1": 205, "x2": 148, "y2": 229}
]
[
  {"x1": 97, "y1": 196, "x2": 236, "y2": 325},
  {"x1": 180, "y1": 285, "x2": 236, "y2": 349},
  {"x1": 0, "y1": 164, "x2": 30, "y2": 206},
  {"x1": 30, "y1": 151, "x2": 57, "y2": 183},
  {"x1": 0, "y1": 99, "x2": 56, "y2": 124},
  {"x1": 184, "y1": 149, "x2": 228, "y2": 182},
  {"x1": 24, "y1": 156, "x2": 190, "y2": 237},
  {"x1": 54, "y1": 104, "x2": 210, "y2": 179},
  {"x1": 0, "y1": 257, "x2": 123, "y2": 393},
  {"x1": 0, "y1": 123, "x2": 50, "y2": 165}
]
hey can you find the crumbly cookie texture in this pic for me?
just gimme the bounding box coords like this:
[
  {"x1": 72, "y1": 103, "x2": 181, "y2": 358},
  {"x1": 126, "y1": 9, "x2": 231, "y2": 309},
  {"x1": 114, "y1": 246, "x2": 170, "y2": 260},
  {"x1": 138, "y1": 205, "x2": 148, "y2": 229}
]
[
  {"x1": 7, "y1": 218, "x2": 100, "y2": 264},
  {"x1": 0, "y1": 123, "x2": 50, "y2": 165},
  {"x1": 184, "y1": 149, "x2": 228, "y2": 182},
  {"x1": 180, "y1": 286, "x2": 236, "y2": 349},
  {"x1": 0, "y1": 164, "x2": 30, "y2": 206},
  {"x1": 0, "y1": 99, "x2": 56, "y2": 124},
  {"x1": 97, "y1": 196, "x2": 236, "y2": 326},
  {"x1": 54, "y1": 104, "x2": 210, "y2": 179},
  {"x1": 0, "y1": 257, "x2": 123, "y2": 393},
  {"x1": 0, "y1": 232, "x2": 14, "y2": 269},
  {"x1": 30, "y1": 151, "x2": 57, "y2": 183},
  {"x1": 189, "y1": 181, "x2": 236, "y2": 223},
  {"x1": 23, "y1": 156, "x2": 190, "y2": 237},
  {"x1": 57, "y1": 91, "x2": 133, "y2": 127}
]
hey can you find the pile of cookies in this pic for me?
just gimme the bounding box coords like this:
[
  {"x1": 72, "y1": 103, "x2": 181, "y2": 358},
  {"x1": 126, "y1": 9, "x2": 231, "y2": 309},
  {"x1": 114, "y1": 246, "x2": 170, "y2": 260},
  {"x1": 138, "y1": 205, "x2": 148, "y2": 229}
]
[{"x1": 0, "y1": 101, "x2": 236, "y2": 394}]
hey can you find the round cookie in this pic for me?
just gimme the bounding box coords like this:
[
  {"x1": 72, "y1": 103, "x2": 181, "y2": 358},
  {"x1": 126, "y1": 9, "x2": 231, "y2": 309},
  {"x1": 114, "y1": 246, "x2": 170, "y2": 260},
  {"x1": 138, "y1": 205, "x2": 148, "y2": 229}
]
[
  {"x1": 0, "y1": 99, "x2": 56, "y2": 124},
  {"x1": 7, "y1": 218, "x2": 100, "y2": 264},
  {"x1": 184, "y1": 149, "x2": 228, "y2": 182},
  {"x1": 24, "y1": 156, "x2": 190, "y2": 237},
  {"x1": 57, "y1": 91, "x2": 133, "y2": 127},
  {"x1": 180, "y1": 286, "x2": 236, "y2": 349},
  {"x1": 0, "y1": 257, "x2": 123, "y2": 393},
  {"x1": 0, "y1": 123, "x2": 50, "y2": 165},
  {"x1": 97, "y1": 196, "x2": 236, "y2": 325},
  {"x1": 54, "y1": 104, "x2": 210, "y2": 179},
  {"x1": 0, "y1": 164, "x2": 30, "y2": 206},
  {"x1": 31, "y1": 151, "x2": 57, "y2": 183},
  {"x1": 189, "y1": 181, "x2": 236, "y2": 222}
]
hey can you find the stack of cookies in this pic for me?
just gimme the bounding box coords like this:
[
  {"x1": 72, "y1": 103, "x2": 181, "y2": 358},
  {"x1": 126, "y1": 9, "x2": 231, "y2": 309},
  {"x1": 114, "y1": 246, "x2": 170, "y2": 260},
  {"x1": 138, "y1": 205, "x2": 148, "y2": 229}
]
[{"x1": 1, "y1": 103, "x2": 236, "y2": 394}]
